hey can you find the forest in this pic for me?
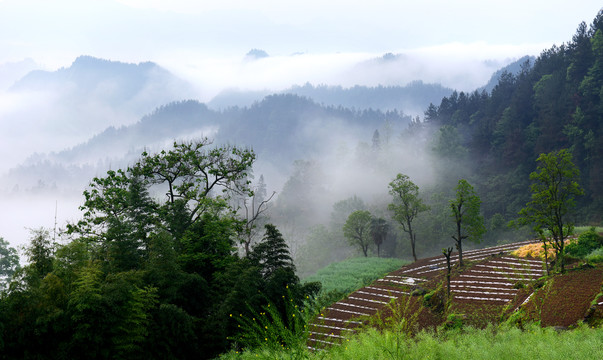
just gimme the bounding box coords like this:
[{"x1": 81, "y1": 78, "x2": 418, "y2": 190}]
[{"x1": 0, "y1": 9, "x2": 602, "y2": 360}]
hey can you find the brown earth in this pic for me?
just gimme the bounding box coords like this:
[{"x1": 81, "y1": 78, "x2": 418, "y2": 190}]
[
  {"x1": 307, "y1": 240, "x2": 603, "y2": 350},
  {"x1": 522, "y1": 266, "x2": 603, "y2": 327}
]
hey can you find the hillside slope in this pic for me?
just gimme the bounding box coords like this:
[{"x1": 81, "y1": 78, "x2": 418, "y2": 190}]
[{"x1": 308, "y1": 240, "x2": 603, "y2": 350}]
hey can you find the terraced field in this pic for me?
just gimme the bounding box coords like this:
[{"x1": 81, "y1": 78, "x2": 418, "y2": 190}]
[{"x1": 308, "y1": 239, "x2": 602, "y2": 351}]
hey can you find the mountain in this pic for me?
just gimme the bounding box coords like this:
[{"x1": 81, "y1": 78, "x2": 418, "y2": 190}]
[
  {"x1": 11, "y1": 55, "x2": 195, "y2": 111},
  {"x1": 7, "y1": 56, "x2": 196, "y2": 142},
  {"x1": 0, "y1": 58, "x2": 40, "y2": 90},
  {"x1": 480, "y1": 55, "x2": 536, "y2": 93},
  {"x1": 208, "y1": 81, "x2": 454, "y2": 114},
  {"x1": 1, "y1": 94, "x2": 411, "y2": 193},
  {"x1": 423, "y1": 11, "x2": 603, "y2": 220}
]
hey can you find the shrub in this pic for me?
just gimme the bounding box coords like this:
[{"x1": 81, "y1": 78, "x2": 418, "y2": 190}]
[
  {"x1": 586, "y1": 247, "x2": 603, "y2": 264},
  {"x1": 442, "y1": 313, "x2": 465, "y2": 331},
  {"x1": 565, "y1": 228, "x2": 603, "y2": 258}
]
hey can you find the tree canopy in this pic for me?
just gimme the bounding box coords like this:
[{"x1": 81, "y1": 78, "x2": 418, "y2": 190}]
[
  {"x1": 0, "y1": 140, "x2": 318, "y2": 359},
  {"x1": 388, "y1": 173, "x2": 429, "y2": 261},
  {"x1": 343, "y1": 210, "x2": 373, "y2": 257},
  {"x1": 450, "y1": 179, "x2": 486, "y2": 267},
  {"x1": 516, "y1": 149, "x2": 584, "y2": 272}
]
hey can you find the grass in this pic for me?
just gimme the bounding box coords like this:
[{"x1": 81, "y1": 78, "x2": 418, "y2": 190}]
[
  {"x1": 574, "y1": 226, "x2": 603, "y2": 234},
  {"x1": 220, "y1": 323, "x2": 603, "y2": 359},
  {"x1": 302, "y1": 257, "x2": 408, "y2": 295}
]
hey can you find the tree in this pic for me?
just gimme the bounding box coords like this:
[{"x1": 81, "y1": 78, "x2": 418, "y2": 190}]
[
  {"x1": 370, "y1": 217, "x2": 388, "y2": 258},
  {"x1": 450, "y1": 179, "x2": 485, "y2": 267},
  {"x1": 250, "y1": 224, "x2": 295, "y2": 280},
  {"x1": 238, "y1": 175, "x2": 276, "y2": 256},
  {"x1": 343, "y1": 210, "x2": 373, "y2": 257},
  {"x1": 0, "y1": 237, "x2": 19, "y2": 290},
  {"x1": 23, "y1": 228, "x2": 55, "y2": 280},
  {"x1": 388, "y1": 174, "x2": 429, "y2": 261},
  {"x1": 442, "y1": 247, "x2": 453, "y2": 300},
  {"x1": 516, "y1": 149, "x2": 583, "y2": 273}
]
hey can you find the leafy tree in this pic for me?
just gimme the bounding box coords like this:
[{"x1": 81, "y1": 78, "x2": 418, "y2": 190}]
[
  {"x1": 388, "y1": 174, "x2": 429, "y2": 261},
  {"x1": 450, "y1": 179, "x2": 486, "y2": 267},
  {"x1": 516, "y1": 149, "x2": 583, "y2": 273},
  {"x1": 0, "y1": 237, "x2": 19, "y2": 290},
  {"x1": 23, "y1": 228, "x2": 55, "y2": 280},
  {"x1": 330, "y1": 195, "x2": 366, "y2": 231},
  {"x1": 343, "y1": 210, "x2": 373, "y2": 257},
  {"x1": 370, "y1": 217, "x2": 389, "y2": 258}
]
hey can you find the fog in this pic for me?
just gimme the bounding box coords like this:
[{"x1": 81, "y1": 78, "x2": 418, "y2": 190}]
[
  {"x1": 1, "y1": 0, "x2": 601, "y2": 261},
  {"x1": 0, "y1": 44, "x2": 573, "y2": 254},
  {"x1": 159, "y1": 44, "x2": 539, "y2": 103}
]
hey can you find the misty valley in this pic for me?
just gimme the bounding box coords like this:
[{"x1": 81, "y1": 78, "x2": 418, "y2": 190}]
[{"x1": 0, "y1": 9, "x2": 603, "y2": 360}]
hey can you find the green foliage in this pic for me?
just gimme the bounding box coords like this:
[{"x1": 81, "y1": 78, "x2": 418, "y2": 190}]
[
  {"x1": 585, "y1": 247, "x2": 603, "y2": 263},
  {"x1": 0, "y1": 237, "x2": 19, "y2": 290},
  {"x1": 302, "y1": 257, "x2": 407, "y2": 296},
  {"x1": 23, "y1": 227, "x2": 55, "y2": 280},
  {"x1": 0, "y1": 140, "x2": 316, "y2": 359},
  {"x1": 232, "y1": 291, "x2": 318, "y2": 353},
  {"x1": 443, "y1": 313, "x2": 466, "y2": 331},
  {"x1": 516, "y1": 149, "x2": 584, "y2": 272},
  {"x1": 370, "y1": 217, "x2": 389, "y2": 258},
  {"x1": 250, "y1": 224, "x2": 295, "y2": 278},
  {"x1": 343, "y1": 210, "x2": 373, "y2": 257},
  {"x1": 422, "y1": 284, "x2": 446, "y2": 314},
  {"x1": 365, "y1": 296, "x2": 421, "y2": 360},
  {"x1": 388, "y1": 173, "x2": 429, "y2": 261},
  {"x1": 223, "y1": 323, "x2": 603, "y2": 359},
  {"x1": 450, "y1": 179, "x2": 486, "y2": 266},
  {"x1": 565, "y1": 227, "x2": 603, "y2": 258}
]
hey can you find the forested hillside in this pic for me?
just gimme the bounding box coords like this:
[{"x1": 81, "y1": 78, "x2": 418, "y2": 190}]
[
  {"x1": 208, "y1": 81, "x2": 454, "y2": 114},
  {"x1": 421, "y1": 12, "x2": 603, "y2": 222},
  {"x1": 2, "y1": 95, "x2": 411, "y2": 192}
]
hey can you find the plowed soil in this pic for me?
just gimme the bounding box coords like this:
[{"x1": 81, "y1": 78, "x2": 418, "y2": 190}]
[
  {"x1": 523, "y1": 267, "x2": 603, "y2": 327},
  {"x1": 308, "y1": 240, "x2": 603, "y2": 350}
]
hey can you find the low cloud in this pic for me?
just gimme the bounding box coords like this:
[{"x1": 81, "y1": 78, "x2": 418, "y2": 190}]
[{"x1": 160, "y1": 42, "x2": 543, "y2": 103}]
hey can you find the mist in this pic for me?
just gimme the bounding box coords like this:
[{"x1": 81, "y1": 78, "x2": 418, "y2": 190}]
[
  {"x1": 1, "y1": 0, "x2": 600, "y2": 261},
  {"x1": 160, "y1": 44, "x2": 538, "y2": 103},
  {"x1": 0, "y1": 45, "x2": 545, "y2": 256}
]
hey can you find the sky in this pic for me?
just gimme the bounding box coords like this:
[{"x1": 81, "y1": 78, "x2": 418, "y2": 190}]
[{"x1": 1, "y1": 0, "x2": 602, "y2": 69}]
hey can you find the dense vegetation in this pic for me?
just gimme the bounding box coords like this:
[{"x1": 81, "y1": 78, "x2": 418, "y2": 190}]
[
  {"x1": 0, "y1": 140, "x2": 319, "y2": 359},
  {"x1": 422, "y1": 11, "x2": 603, "y2": 222},
  {"x1": 222, "y1": 324, "x2": 603, "y2": 359}
]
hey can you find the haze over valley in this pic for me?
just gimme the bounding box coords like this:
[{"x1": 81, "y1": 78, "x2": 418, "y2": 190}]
[{"x1": 0, "y1": 0, "x2": 601, "y2": 260}]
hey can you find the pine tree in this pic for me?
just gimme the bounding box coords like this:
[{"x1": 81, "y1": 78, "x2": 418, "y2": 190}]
[{"x1": 250, "y1": 224, "x2": 295, "y2": 279}]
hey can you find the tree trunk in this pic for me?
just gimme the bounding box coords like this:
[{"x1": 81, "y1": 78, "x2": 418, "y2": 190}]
[
  {"x1": 407, "y1": 219, "x2": 418, "y2": 262},
  {"x1": 456, "y1": 239, "x2": 463, "y2": 267},
  {"x1": 410, "y1": 232, "x2": 417, "y2": 262}
]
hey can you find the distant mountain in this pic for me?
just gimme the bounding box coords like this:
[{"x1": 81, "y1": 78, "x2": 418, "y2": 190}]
[
  {"x1": 245, "y1": 48, "x2": 270, "y2": 60},
  {"x1": 286, "y1": 81, "x2": 453, "y2": 114},
  {"x1": 7, "y1": 56, "x2": 197, "y2": 141},
  {"x1": 480, "y1": 55, "x2": 536, "y2": 93},
  {"x1": 208, "y1": 81, "x2": 454, "y2": 114},
  {"x1": 0, "y1": 58, "x2": 40, "y2": 90},
  {"x1": 2, "y1": 94, "x2": 411, "y2": 193},
  {"x1": 11, "y1": 55, "x2": 194, "y2": 108}
]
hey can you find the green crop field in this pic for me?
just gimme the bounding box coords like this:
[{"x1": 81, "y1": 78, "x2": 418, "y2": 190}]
[{"x1": 302, "y1": 257, "x2": 408, "y2": 295}]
